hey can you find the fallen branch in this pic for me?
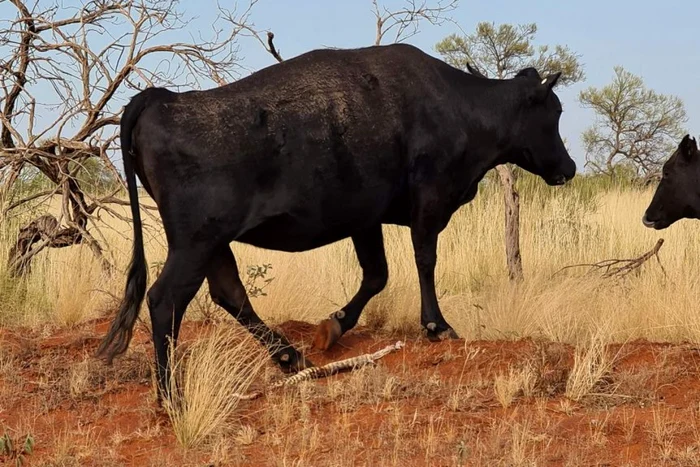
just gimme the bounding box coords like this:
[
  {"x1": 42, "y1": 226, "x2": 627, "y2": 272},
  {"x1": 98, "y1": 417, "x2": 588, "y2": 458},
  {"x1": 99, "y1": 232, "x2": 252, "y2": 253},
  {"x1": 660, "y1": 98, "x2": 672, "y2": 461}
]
[
  {"x1": 233, "y1": 341, "x2": 405, "y2": 400},
  {"x1": 7, "y1": 214, "x2": 80, "y2": 276},
  {"x1": 553, "y1": 238, "x2": 666, "y2": 280}
]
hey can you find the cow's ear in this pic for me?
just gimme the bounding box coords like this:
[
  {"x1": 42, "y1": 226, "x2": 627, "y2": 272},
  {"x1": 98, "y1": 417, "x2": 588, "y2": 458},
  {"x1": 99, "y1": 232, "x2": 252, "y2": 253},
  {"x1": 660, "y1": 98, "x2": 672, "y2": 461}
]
[
  {"x1": 528, "y1": 71, "x2": 561, "y2": 104},
  {"x1": 680, "y1": 134, "x2": 697, "y2": 160},
  {"x1": 467, "y1": 62, "x2": 487, "y2": 79},
  {"x1": 540, "y1": 72, "x2": 561, "y2": 90}
]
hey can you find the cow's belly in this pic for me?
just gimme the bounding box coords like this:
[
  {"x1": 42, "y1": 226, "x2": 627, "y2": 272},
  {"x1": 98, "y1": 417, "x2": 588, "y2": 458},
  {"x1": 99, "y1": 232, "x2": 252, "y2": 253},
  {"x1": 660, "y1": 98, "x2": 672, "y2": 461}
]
[
  {"x1": 235, "y1": 216, "x2": 356, "y2": 252},
  {"x1": 234, "y1": 190, "x2": 393, "y2": 252}
]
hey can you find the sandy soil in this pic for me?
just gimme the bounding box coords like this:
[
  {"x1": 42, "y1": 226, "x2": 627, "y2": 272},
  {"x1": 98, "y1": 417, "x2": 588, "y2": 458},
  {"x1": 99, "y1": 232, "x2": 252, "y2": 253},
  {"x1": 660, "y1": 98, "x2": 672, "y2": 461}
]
[{"x1": 3, "y1": 319, "x2": 700, "y2": 466}]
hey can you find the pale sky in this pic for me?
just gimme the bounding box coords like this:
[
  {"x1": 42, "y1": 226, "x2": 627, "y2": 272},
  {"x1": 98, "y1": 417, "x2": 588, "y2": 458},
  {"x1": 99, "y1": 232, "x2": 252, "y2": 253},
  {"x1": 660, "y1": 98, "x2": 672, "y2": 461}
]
[
  {"x1": 2, "y1": 0, "x2": 698, "y2": 170},
  {"x1": 231, "y1": 0, "x2": 700, "y2": 169}
]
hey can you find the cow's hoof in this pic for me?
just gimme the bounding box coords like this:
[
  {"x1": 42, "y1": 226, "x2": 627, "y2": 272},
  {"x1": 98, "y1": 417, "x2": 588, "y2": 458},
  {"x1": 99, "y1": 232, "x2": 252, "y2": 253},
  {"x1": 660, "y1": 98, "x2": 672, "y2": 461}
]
[
  {"x1": 425, "y1": 326, "x2": 460, "y2": 342},
  {"x1": 276, "y1": 348, "x2": 314, "y2": 374},
  {"x1": 312, "y1": 317, "x2": 343, "y2": 351}
]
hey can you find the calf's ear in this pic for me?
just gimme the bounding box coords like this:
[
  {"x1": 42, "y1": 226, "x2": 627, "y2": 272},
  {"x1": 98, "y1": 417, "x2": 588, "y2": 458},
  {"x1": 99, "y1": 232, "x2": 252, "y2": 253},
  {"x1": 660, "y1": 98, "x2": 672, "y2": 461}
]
[{"x1": 680, "y1": 134, "x2": 698, "y2": 160}]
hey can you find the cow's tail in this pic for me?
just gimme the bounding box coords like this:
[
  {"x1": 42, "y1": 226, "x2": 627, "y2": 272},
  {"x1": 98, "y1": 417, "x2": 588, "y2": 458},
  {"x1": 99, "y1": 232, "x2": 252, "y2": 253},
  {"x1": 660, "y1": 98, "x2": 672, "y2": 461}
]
[{"x1": 97, "y1": 89, "x2": 155, "y2": 364}]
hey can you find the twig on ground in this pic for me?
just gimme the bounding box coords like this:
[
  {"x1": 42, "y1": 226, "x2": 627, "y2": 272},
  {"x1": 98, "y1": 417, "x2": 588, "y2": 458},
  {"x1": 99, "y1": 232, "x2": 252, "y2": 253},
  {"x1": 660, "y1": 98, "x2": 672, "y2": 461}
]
[{"x1": 233, "y1": 341, "x2": 405, "y2": 400}]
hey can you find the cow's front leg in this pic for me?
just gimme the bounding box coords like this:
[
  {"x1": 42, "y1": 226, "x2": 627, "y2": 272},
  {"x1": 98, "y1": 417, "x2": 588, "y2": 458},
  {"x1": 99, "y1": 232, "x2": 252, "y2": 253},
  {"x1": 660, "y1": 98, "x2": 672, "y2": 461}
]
[
  {"x1": 410, "y1": 190, "x2": 460, "y2": 341},
  {"x1": 313, "y1": 224, "x2": 389, "y2": 350}
]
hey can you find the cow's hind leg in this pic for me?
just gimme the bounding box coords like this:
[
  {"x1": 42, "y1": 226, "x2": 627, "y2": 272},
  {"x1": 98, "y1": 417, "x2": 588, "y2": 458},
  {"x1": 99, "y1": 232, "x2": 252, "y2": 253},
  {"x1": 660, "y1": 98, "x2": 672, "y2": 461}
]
[
  {"x1": 313, "y1": 224, "x2": 388, "y2": 350},
  {"x1": 147, "y1": 246, "x2": 211, "y2": 402},
  {"x1": 207, "y1": 245, "x2": 313, "y2": 373}
]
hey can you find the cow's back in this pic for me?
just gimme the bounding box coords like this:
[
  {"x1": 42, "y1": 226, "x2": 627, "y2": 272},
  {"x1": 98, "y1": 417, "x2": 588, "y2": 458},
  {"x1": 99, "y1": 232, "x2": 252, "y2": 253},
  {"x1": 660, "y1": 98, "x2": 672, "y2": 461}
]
[
  {"x1": 165, "y1": 43, "x2": 455, "y2": 150},
  {"x1": 132, "y1": 44, "x2": 463, "y2": 250}
]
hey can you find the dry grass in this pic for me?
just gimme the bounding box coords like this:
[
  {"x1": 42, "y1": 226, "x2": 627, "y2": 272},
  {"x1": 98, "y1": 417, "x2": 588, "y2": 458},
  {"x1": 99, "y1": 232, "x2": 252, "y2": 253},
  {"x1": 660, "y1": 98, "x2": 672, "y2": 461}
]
[
  {"x1": 0, "y1": 345, "x2": 14, "y2": 378},
  {"x1": 649, "y1": 405, "x2": 679, "y2": 461},
  {"x1": 68, "y1": 357, "x2": 91, "y2": 399},
  {"x1": 565, "y1": 326, "x2": 617, "y2": 402},
  {"x1": 3, "y1": 185, "x2": 698, "y2": 348},
  {"x1": 494, "y1": 364, "x2": 536, "y2": 408},
  {"x1": 161, "y1": 323, "x2": 269, "y2": 449}
]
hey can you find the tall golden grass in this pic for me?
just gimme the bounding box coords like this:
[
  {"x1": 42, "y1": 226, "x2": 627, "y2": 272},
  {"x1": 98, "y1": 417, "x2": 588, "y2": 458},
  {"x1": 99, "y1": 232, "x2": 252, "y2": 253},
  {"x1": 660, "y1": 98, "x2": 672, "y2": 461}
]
[
  {"x1": 2, "y1": 177, "x2": 699, "y2": 346},
  {"x1": 162, "y1": 324, "x2": 270, "y2": 449}
]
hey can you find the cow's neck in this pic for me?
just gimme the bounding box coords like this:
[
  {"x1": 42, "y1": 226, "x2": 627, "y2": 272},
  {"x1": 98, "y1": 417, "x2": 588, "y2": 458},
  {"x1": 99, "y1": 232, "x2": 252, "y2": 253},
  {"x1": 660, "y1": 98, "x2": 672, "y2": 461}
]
[{"x1": 468, "y1": 83, "x2": 525, "y2": 170}]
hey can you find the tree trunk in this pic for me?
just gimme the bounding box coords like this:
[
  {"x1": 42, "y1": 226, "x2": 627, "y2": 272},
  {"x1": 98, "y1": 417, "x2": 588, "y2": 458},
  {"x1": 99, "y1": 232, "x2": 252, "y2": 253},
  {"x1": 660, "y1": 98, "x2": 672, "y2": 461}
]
[{"x1": 495, "y1": 164, "x2": 523, "y2": 282}]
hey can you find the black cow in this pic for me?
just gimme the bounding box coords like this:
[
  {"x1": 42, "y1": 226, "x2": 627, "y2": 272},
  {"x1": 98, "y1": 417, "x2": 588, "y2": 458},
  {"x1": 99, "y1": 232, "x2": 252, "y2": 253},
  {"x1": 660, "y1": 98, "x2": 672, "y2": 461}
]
[
  {"x1": 643, "y1": 135, "x2": 700, "y2": 230},
  {"x1": 97, "y1": 43, "x2": 576, "y2": 399}
]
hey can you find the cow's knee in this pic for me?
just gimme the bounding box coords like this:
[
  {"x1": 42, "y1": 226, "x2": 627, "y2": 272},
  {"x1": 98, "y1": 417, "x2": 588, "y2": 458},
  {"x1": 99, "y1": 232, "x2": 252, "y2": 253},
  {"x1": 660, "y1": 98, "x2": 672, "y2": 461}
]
[
  {"x1": 209, "y1": 285, "x2": 240, "y2": 312},
  {"x1": 364, "y1": 269, "x2": 388, "y2": 295},
  {"x1": 209, "y1": 288, "x2": 225, "y2": 307}
]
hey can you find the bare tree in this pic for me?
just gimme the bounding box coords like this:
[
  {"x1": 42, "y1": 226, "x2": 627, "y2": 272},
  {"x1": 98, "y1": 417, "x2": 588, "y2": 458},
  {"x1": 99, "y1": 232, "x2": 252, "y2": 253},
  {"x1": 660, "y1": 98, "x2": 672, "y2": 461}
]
[
  {"x1": 0, "y1": 0, "x2": 257, "y2": 276},
  {"x1": 435, "y1": 22, "x2": 585, "y2": 281},
  {"x1": 579, "y1": 66, "x2": 687, "y2": 178},
  {"x1": 241, "y1": 0, "x2": 458, "y2": 61},
  {"x1": 372, "y1": 0, "x2": 458, "y2": 46}
]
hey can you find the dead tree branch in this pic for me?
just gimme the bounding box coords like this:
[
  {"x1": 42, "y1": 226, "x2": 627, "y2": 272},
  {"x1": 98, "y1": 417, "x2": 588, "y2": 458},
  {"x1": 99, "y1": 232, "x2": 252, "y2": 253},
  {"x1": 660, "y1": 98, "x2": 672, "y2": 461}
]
[
  {"x1": 553, "y1": 239, "x2": 666, "y2": 280},
  {"x1": 1, "y1": 0, "x2": 257, "y2": 276},
  {"x1": 373, "y1": 0, "x2": 458, "y2": 45},
  {"x1": 266, "y1": 32, "x2": 283, "y2": 63},
  {"x1": 218, "y1": 0, "x2": 286, "y2": 64}
]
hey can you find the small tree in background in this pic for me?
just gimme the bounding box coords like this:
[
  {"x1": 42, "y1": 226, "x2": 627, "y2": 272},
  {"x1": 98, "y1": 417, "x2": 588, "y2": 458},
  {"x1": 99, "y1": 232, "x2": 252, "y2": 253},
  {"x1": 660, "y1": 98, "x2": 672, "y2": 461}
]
[
  {"x1": 579, "y1": 66, "x2": 687, "y2": 179},
  {"x1": 435, "y1": 22, "x2": 585, "y2": 281}
]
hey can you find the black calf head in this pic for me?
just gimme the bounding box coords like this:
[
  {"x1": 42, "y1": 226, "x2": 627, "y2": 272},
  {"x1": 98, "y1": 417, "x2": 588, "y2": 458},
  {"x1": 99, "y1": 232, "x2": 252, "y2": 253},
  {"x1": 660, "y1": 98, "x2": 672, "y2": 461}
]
[{"x1": 643, "y1": 135, "x2": 700, "y2": 229}]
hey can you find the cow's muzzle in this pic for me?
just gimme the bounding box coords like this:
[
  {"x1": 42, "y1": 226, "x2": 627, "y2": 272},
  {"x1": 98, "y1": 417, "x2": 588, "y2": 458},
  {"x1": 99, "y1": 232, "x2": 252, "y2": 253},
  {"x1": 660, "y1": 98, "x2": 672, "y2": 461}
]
[
  {"x1": 642, "y1": 214, "x2": 656, "y2": 229},
  {"x1": 546, "y1": 174, "x2": 568, "y2": 186},
  {"x1": 642, "y1": 213, "x2": 668, "y2": 230}
]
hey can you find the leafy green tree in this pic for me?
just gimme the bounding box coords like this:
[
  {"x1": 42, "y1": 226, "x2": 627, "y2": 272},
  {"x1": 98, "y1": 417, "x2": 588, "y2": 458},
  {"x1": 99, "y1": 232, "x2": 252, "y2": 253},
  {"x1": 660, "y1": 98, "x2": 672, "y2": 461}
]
[
  {"x1": 579, "y1": 66, "x2": 687, "y2": 177},
  {"x1": 436, "y1": 23, "x2": 584, "y2": 83}
]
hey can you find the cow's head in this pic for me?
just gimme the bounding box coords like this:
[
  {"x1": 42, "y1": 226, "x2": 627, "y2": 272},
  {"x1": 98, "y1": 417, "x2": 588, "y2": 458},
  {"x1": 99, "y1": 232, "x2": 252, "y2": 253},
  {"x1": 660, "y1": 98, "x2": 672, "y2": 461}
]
[
  {"x1": 642, "y1": 135, "x2": 700, "y2": 229},
  {"x1": 506, "y1": 67, "x2": 577, "y2": 186}
]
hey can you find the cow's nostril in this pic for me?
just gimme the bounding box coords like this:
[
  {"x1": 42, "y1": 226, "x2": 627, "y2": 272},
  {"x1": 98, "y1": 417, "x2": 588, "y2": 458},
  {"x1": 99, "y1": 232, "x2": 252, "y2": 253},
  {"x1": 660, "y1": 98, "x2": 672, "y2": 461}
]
[
  {"x1": 550, "y1": 174, "x2": 567, "y2": 185},
  {"x1": 642, "y1": 214, "x2": 656, "y2": 228}
]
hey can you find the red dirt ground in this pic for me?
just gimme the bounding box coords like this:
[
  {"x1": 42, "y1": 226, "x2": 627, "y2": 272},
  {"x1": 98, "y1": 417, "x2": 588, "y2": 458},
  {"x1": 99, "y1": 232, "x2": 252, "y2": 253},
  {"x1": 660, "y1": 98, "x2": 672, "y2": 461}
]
[{"x1": 3, "y1": 319, "x2": 700, "y2": 466}]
